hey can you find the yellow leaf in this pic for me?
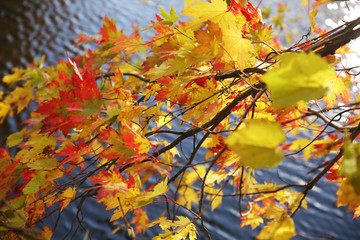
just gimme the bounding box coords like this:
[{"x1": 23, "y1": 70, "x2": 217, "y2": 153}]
[
  {"x1": 6, "y1": 130, "x2": 24, "y2": 148},
  {"x1": 27, "y1": 158, "x2": 59, "y2": 170},
  {"x1": 178, "y1": 186, "x2": 199, "y2": 209},
  {"x1": 309, "y1": 9, "x2": 318, "y2": 35},
  {"x1": 323, "y1": 75, "x2": 351, "y2": 108},
  {"x1": 337, "y1": 180, "x2": 360, "y2": 208},
  {"x1": 150, "y1": 216, "x2": 198, "y2": 240},
  {"x1": 210, "y1": 194, "x2": 222, "y2": 211},
  {"x1": 256, "y1": 215, "x2": 295, "y2": 240},
  {"x1": 241, "y1": 202, "x2": 264, "y2": 229},
  {"x1": 2, "y1": 71, "x2": 21, "y2": 86},
  {"x1": 302, "y1": 0, "x2": 308, "y2": 7},
  {"x1": 222, "y1": 26, "x2": 255, "y2": 69},
  {"x1": 61, "y1": 187, "x2": 77, "y2": 199},
  {"x1": 59, "y1": 187, "x2": 76, "y2": 211},
  {"x1": 263, "y1": 52, "x2": 333, "y2": 107},
  {"x1": 264, "y1": 204, "x2": 284, "y2": 221},
  {"x1": 136, "y1": 179, "x2": 168, "y2": 208},
  {"x1": 181, "y1": 0, "x2": 238, "y2": 29},
  {"x1": 0, "y1": 102, "x2": 10, "y2": 123},
  {"x1": 288, "y1": 138, "x2": 312, "y2": 160},
  {"x1": 226, "y1": 119, "x2": 286, "y2": 168}
]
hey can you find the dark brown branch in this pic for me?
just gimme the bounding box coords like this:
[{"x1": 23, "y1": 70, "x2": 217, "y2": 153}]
[{"x1": 306, "y1": 17, "x2": 360, "y2": 56}]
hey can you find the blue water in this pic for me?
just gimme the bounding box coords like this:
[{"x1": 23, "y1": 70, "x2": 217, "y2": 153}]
[{"x1": 1, "y1": 0, "x2": 360, "y2": 239}]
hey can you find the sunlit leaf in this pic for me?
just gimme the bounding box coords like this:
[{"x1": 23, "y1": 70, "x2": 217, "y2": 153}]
[
  {"x1": 226, "y1": 119, "x2": 286, "y2": 168},
  {"x1": 263, "y1": 52, "x2": 334, "y2": 107},
  {"x1": 256, "y1": 215, "x2": 295, "y2": 240}
]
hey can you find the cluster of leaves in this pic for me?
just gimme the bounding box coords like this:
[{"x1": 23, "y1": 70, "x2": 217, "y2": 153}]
[{"x1": 0, "y1": 0, "x2": 360, "y2": 239}]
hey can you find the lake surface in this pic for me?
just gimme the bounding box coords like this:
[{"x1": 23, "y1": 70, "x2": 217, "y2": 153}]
[{"x1": 1, "y1": 0, "x2": 360, "y2": 239}]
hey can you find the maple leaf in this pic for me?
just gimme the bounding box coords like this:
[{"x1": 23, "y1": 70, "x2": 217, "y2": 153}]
[
  {"x1": 181, "y1": 0, "x2": 238, "y2": 29},
  {"x1": 226, "y1": 119, "x2": 286, "y2": 168},
  {"x1": 0, "y1": 102, "x2": 10, "y2": 124},
  {"x1": 110, "y1": 33, "x2": 147, "y2": 55},
  {"x1": 323, "y1": 74, "x2": 351, "y2": 108},
  {"x1": 0, "y1": 148, "x2": 23, "y2": 199},
  {"x1": 256, "y1": 215, "x2": 295, "y2": 240},
  {"x1": 98, "y1": 15, "x2": 120, "y2": 42},
  {"x1": 56, "y1": 141, "x2": 89, "y2": 167},
  {"x1": 337, "y1": 180, "x2": 360, "y2": 212},
  {"x1": 150, "y1": 216, "x2": 198, "y2": 240},
  {"x1": 22, "y1": 170, "x2": 47, "y2": 194},
  {"x1": 10, "y1": 86, "x2": 35, "y2": 114},
  {"x1": 131, "y1": 208, "x2": 149, "y2": 234},
  {"x1": 263, "y1": 52, "x2": 334, "y2": 107},
  {"x1": 158, "y1": 6, "x2": 179, "y2": 26},
  {"x1": 59, "y1": 187, "x2": 77, "y2": 211},
  {"x1": 309, "y1": 9, "x2": 318, "y2": 36},
  {"x1": 339, "y1": 134, "x2": 360, "y2": 193},
  {"x1": 241, "y1": 202, "x2": 265, "y2": 229},
  {"x1": 89, "y1": 168, "x2": 134, "y2": 200},
  {"x1": 221, "y1": 26, "x2": 255, "y2": 69}
]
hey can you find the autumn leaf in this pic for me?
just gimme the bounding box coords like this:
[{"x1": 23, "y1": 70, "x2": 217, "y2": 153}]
[
  {"x1": 159, "y1": 6, "x2": 179, "y2": 26},
  {"x1": 135, "y1": 179, "x2": 168, "y2": 207},
  {"x1": 226, "y1": 119, "x2": 286, "y2": 168},
  {"x1": 337, "y1": 180, "x2": 360, "y2": 213},
  {"x1": 26, "y1": 158, "x2": 59, "y2": 170},
  {"x1": 221, "y1": 26, "x2": 255, "y2": 69},
  {"x1": 150, "y1": 216, "x2": 198, "y2": 240},
  {"x1": 59, "y1": 187, "x2": 77, "y2": 211},
  {"x1": 131, "y1": 208, "x2": 149, "y2": 234},
  {"x1": 2, "y1": 68, "x2": 22, "y2": 86},
  {"x1": 181, "y1": 0, "x2": 238, "y2": 29},
  {"x1": 0, "y1": 102, "x2": 10, "y2": 124},
  {"x1": 89, "y1": 168, "x2": 133, "y2": 200},
  {"x1": 263, "y1": 52, "x2": 334, "y2": 107},
  {"x1": 110, "y1": 34, "x2": 147, "y2": 55},
  {"x1": 309, "y1": 9, "x2": 318, "y2": 35},
  {"x1": 6, "y1": 130, "x2": 25, "y2": 148},
  {"x1": 339, "y1": 134, "x2": 360, "y2": 193},
  {"x1": 22, "y1": 170, "x2": 47, "y2": 194},
  {"x1": 256, "y1": 215, "x2": 295, "y2": 240},
  {"x1": 56, "y1": 141, "x2": 89, "y2": 167}
]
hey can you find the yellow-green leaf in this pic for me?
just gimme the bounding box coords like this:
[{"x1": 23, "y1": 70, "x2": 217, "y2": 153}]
[
  {"x1": 27, "y1": 158, "x2": 59, "y2": 170},
  {"x1": 159, "y1": 6, "x2": 179, "y2": 26},
  {"x1": 226, "y1": 119, "x2": 285, "y2": 168},
  {"x1": 22, "y1": 170, "x2": 47, "y2": 194},
  {"x1": 6, "y1": 130, "x2": 24, "y2": 148},
  {"x1": 263, "y1": 52, "x2": 334, "y2": 107},
  {"x1": 340, "y1": 133, "x2": 360, "y2": 193}
]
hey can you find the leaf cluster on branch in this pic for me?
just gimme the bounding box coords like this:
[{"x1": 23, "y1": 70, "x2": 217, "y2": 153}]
[{"x1": 1, "y1": 0, "x2": 360, "y2": 239}]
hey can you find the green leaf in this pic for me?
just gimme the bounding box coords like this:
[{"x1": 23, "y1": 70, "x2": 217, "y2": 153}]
[
  {"x1": 263, "y1": 52, "x2": 334, "y2": 107},
  {"x1": 22, "y1": 170, "x2": 47, "y2": 194},
  {"x1": 226, "y1": 119, "x2": 285, "y2": 168}
]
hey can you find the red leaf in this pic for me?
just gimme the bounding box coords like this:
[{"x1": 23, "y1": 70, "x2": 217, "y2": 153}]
[{"x1": 155, "y1": 89, "x2": 170, "y2": 101}]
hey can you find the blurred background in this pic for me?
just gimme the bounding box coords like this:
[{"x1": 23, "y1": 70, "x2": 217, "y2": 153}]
[{"x1": 0, "y1": 0, "x2": 360, "y2": 239}]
